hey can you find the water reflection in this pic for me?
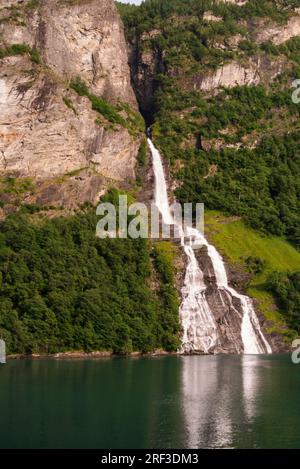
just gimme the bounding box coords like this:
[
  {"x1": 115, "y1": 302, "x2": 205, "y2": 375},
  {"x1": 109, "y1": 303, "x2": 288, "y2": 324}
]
[
  {"x1": 242, "y1": 355, "x2": 261, "y2": 423},
  {"x1": 1, "y1": 355, "x2": 299, "y2": 448},
  {"x1": 181, "y1": 355, "x2": 263, "y2": 448}
]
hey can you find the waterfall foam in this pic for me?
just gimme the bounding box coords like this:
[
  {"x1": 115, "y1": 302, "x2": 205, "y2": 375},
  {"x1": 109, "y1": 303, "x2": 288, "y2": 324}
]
[{"x1": 148, "y1": 138, "x2": 272, "y2": 355}]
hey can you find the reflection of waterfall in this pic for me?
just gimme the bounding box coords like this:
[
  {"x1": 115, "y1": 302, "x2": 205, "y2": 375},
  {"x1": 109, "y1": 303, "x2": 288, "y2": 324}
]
[
  {"x1": 242, "y1": 355, "x2": 260, "y2": 422},
  {"x1": 148, "y1": 138, "x2": 272, "y2": 354},
  {"x1": 181, "y1": 356, "x2": 262, "y2": 448},
  {"x1": 181, "y1": 356, "x2": 234, "y2": 448}
]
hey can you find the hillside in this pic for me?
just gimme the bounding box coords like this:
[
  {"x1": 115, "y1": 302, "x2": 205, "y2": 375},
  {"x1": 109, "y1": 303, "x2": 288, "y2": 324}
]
[
  {"x1": 0, "y1": 0, "x2": 299, "y2": 354},
  {"x1": 118, "y1": 0, "x2": 300, "y2": 343},
  {"x1": 0, "y1": 0, "x2": 180, "y2": 355}
]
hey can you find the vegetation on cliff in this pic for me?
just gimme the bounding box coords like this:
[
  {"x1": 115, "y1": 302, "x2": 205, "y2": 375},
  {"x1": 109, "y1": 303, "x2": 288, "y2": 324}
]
[
  {"x1": 0, "y1": 42, "x2": 40, "y2": 63},
  {"x1": 1, "y1": 0, "x2": 300, "y2": 351},
  {"x1": 70, "y1": 77, "x2": 144, "y2": 135},
  {"x1": 120, "y1": 0, "x2": 300, "y2": 245},
  {"x1": 118, "y1": 0, "x2": 300, "y2": 74},
  {"x1": 268, "y1": 271, "x2": 300, "y2": 333}
]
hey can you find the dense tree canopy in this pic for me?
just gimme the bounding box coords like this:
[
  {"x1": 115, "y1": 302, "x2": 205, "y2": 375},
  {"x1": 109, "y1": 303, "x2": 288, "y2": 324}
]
[
  {"x1": 0, "y1": 203, "x2": 180, "y2": 354},
  {"x1": 268, "y1": 272, "x2": 300, "y2": 332}
]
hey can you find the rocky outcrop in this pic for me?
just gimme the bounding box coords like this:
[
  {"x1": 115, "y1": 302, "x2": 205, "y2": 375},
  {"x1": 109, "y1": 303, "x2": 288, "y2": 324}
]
[
  {"x1": 203, "y1": 12, "x2": 222, "y2": 22},
  {"x1": 184, "y1": 56, "x2": 286, "y2": 93},
  {"x1": 0, "y1": 0, "x2": 136, "y2": 105},
  {"x1": 194, "y1": 246, "x2": 244, "y2": 354},
  {"x1": 36, "y1": 0, "x2": 137, "y2": 106},
  {"x1": 255, "y1": 15, "x2": 300, "y2": 45},
  {"x1": 194, "y1": 245, "x2": 286, "y2": 353},
  {"x1": 0, "y1": 0, "x2": 140, "y2": 209},
  {"x1": 128, "y1": 25, "x2": 289, "y2": 113}
]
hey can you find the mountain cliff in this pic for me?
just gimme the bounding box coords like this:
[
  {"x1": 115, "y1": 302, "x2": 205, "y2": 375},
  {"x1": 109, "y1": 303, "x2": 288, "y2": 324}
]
[{"x1": 0, "y1": 0, "x2": 141, "y2": 211}]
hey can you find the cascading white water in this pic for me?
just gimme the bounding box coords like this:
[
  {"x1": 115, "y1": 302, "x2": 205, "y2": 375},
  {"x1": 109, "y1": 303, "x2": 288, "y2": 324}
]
[{"x1": 148, "y1": 138, "x2": 272, "y2": 355}]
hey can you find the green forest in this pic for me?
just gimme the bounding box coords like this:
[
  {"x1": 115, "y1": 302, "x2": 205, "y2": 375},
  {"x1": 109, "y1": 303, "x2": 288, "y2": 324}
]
[{"x1": 0, "y1": 200, "x2": 180, "y2": 355}]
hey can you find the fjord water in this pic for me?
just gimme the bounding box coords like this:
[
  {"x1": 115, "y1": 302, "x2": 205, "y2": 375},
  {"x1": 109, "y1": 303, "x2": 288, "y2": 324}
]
[
  {"x1": 148, "y1": 139, "x2": 271, "y2": 354},
  {"x1": 0, "y1": 355, "x2": 300, "y2": 448}
]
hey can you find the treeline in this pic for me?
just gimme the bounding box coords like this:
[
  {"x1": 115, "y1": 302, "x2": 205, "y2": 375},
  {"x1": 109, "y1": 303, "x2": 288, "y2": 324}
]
[
  {"x1": 118, "y1": 0, "x2": 299, "y2": 35},
  {"x1": 0, "y1": 200, "x2": 180, "y2": 354}
]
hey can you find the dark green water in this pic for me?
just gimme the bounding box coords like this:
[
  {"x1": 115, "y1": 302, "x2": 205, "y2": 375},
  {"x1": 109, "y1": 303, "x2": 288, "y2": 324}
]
[{"x1": 0, "y1": 355, "x2": 299, "y2": 449}]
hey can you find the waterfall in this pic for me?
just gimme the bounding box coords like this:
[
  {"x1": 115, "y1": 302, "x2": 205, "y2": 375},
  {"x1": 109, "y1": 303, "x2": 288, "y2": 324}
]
[{"x1": 148, "y1": 138, "x2": 272, "y2": 355}]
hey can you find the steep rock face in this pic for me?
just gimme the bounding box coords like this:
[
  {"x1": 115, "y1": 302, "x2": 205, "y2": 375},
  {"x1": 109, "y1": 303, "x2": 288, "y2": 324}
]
[
  {"x1": 0, "y1": 57, "x2": 138, "y2": 180},
  {"x1": 36, "y1": 0, "x2": 137, "y2": 106},
  {"x1": 185, "y1": 56, "x2": 286, "y2": 93},
  {"x1": 0, "y1": 0, "x2": 140, "y2": 208},
  {"x1": 127, "y1": 28, "x2": 290, "y2": 116},
  {"x1": 0, "y1": 0, "x2": 136, "y2": 105},
  {"x1": 126, "y1": 6, "x2": 300, "y2": 112}
]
